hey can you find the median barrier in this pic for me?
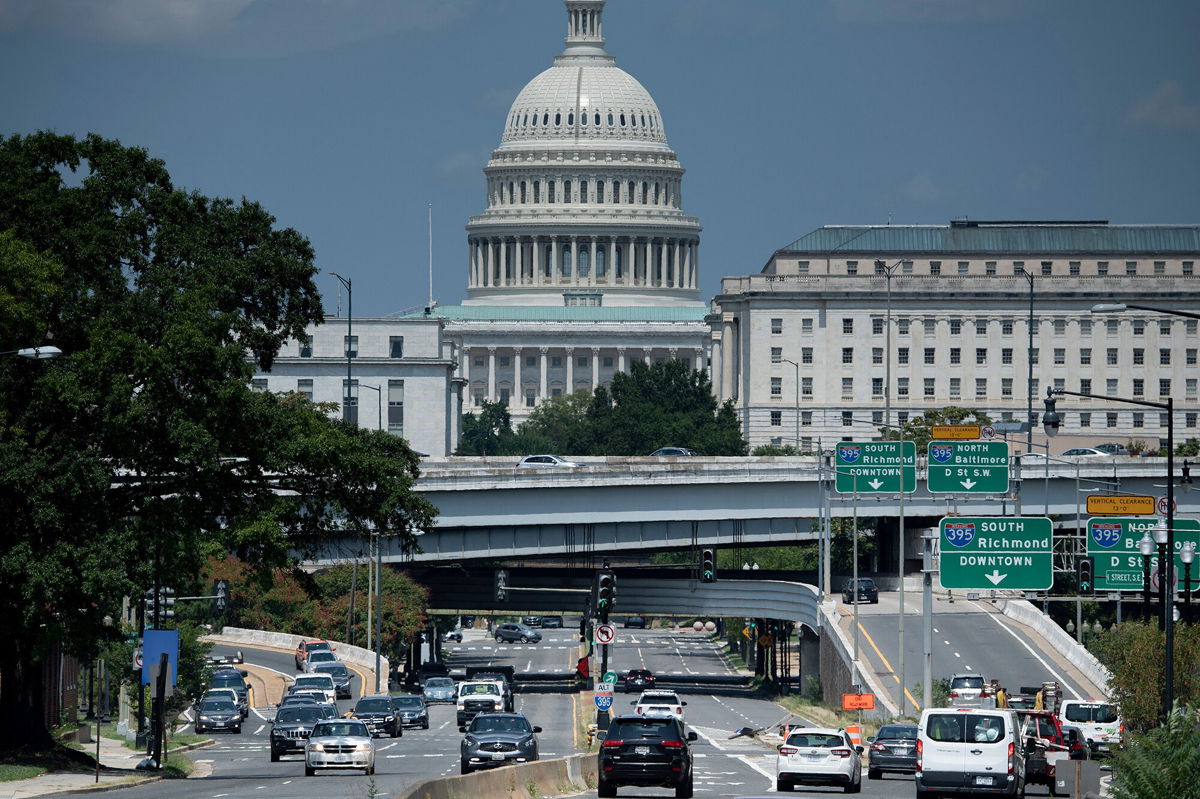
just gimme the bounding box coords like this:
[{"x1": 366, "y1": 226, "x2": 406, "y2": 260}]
[
  {"x1": 396, "y1": 753, "x2": 596, "y2": 799},
  {"x1": 201, "y1": 626, "x2": 389, "y2": 687},
  {"x1": 999, "y1": 600, "x2": 1111, "y2": 697}
]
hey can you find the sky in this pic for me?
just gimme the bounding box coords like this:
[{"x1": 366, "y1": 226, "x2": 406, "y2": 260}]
[{"x1": 2, "y1": 0, "x2": 1198, "y2": 318}]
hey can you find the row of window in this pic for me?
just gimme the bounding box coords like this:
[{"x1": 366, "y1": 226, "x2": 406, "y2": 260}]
[
  {"x1": 472, "y1": 354, "x2": 693, "y2": 370},
  {"x1": 772, "y1": 346, "x2": 1199, "y2": 367},
  {"x1": 794, "y1": 259, "x2": 1196, "y2": 277},
  {"x1": 767, "y1": 409, "x2": 1200, "y2": 430},
  {"x1": 294, "y1": 336, "x2": 403, "y2": 360},
  {"x1": 490, "y1": 177, "x2": 679, "y2": 208},
  {"x1": 769, "y1": 316, "x2": 1198, "y2": 336},
  {"x1": 250, "y1": 379, "x2": 405, "y2": 434},
  {"x1": 769, "y1": 376, "x2": 1198, "y2": 399},
  {"x1": 506, "y1": 107, "x2": 661, "y2": 135}
]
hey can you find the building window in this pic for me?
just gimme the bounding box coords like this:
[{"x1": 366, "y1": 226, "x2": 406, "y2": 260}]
[
  {"x1": 949, "y1": 378, "x2": 961, "y2": 398},
  {"x1": 1107, "y1": 348, "x2": 1118, "y2": 366},
  {"x1": 1160, "y1": 348, "x2": 1171, "y2": 365},
  {"x1": 1002, "y1": 348, "x2": 1013, "y2": 365},
  {"x1": 344, "y1": 335, "x2": 358, "y2": 359},
  {"x1": 842, "y1": 347, "x2": 854, "y2": 364},
  {"x1": 950, "y1": 348, "x2": 961, "y2": 365},
  {"x1": 1080, "y1": 378, "x2": 1092, "y2": 394},
  {"x1": 1185, "y1": 261, "x2": 1195, "y2": 276},
  {"x1": 1002, "y1": 319, "x2": 1014, "y2": 335},
  {"x1": 1188, "y1": 348, "x2": 1197, "y2": 366},
  {"x1": 842, "y1": 377, "x2": 853, "y2": 398},
  {"x1": 802, "y1": 411, "x2": 812, "y2": 426},
  {"x1": 872, "y1": 378, "x2": 883, "y2": 397},
  {"x1": 1054, "y1": 348, "x2": 1065, "y2": 365},
  {"x1": 1107, "y1": 412, "x2": 1118, "y2": 428},
  {"x1": 843, "y1": 318, "x2": 854, "y2": 334},
  {"x1": 500, "y1": 356, "x2": 510, "y2": 367},
  {"x1": 551, "y1": 357, "x2": 562, "y2": 367},
  {"x1": 771, "y1": 318, "x2": 783, "y2": 334},
  {"x1": 1133, "y1": 320, "x2": 1145, "y2": 335},
  {"x1": 1126, "y1": 261, "x2": 1137, "y2": 276},
  {"x1": 1188, "y1": 412, "x2": 1198, "y2": 428},
  {"x1": 771, "y1": 347, "x2": 782, "y2": 364},
  {"x1": 949, "y1": 319, "x2": 962, "y2": 335},
  {"x1": 1080, "y1": 319, "x2": 1092, "y2": 335},
  {"x1": 954, "y1": 260, "x2": 967, "y2": 275},
  {"x1": 1013, "y1": 261, "x2": 1025, "y2": 275},
  {"x1": 1031, "y1": 348, "x2": 1039, "y2": 365},
  {"x1": 1041, "y1": 261, "x2": 1053, "y2": 276},
  {"x1": 873, "y1": 318, "x2": 884, "y2": 335},
  {"x1": 1107, "y1": 378, "x2": 1119, "y2": 394},
  {"x1": 802, "y1": 377, "x2": 813, "y2": 396},
  {"x1": 975, "y1": 319, "x2": 987, "y2": 335},
  {"x1": 985, "y1": 261, "x2": 997, "y2": 276},
  {"x1": 526, "y1": 356, "x2": 537, "y2": 367},
  {"x1": 387, "y1": 380, "x2": 404, "y2": 434},
  {"x1": 771, "y1": 377, "x2": 783, "y2": 396},
  {"x1": 474, "y1": 356, "x2": 484, "y2": 367},
  {"x1": 1132, "y1": 378, "x2": 1144, "y2": 396},
  {"x1": 473, "y1": 390, "x2": 485, "y2": 406},
  {"x1": 770, "y1": 410, "x2": 782, "y2": 426},
  {"x1": 1002, "y1": 378, "x2": 1013, "y2": 397},
  {"x1": 578, "y1": 356, "x2": 588, "y2": 367},
  {"x1": 798, "y1": 260, "x2": 810, "y2": 274},
  {"x1": 802, "y1": 318, "x2": 813, "y2": 334},
  {"x1": 930, "y1": 261, "x2": 941, "y2": 276},
  {"x1": 1190, "y1": 321, "x2": 1199, "y2": 335},
  {"x1": 1160, "y1": 379, "x2": 1171, "y2": 396},
  {"x1": 251, "y1": 378, "x2": 268, "y2": 392},
  {"x1": 802, "y1": 347, "x2": 813, "y2": 364},
  {"x1": 1069, "y1": 261, "x2": 1081, "y2": 276},
  {"x1": 1189, "y1": 378, "x2": 1198, "y2": 397},
  {"x1": 1080, "y1": 412, "x2": 1091, "y2": 428},
  {"x1": 343, "y1": 379, "x2": 358, "y2": 423},
  {"x1": 897, "y1": 377, "x2": 909, "y2": 397},
  {"x1": 976, "y1": 378, "x2": 987, "y2": 398},
  {"x1": 924, "y1": 319, "x2": 937, "y2": 335},
  {"x1": 872, "y1": 348, "x2": 884, "y2": 365},
  {"x1": 898, "y1": 412, "x2": 909, "y2": 424},
  {"x1": 1053, "y1": 319, "x2": 1066, "y2": 335},
  {"x1": 1158, "y1": 319, "x2": 1171, "y2": 336},
  {"x1": 389, "y1": 336, "x2": 404, "y2": 358},
  {"x1": 846, "y1": 260, "x2": 858, "y2": 275},
  {"x1": 872, "y1": 410, "x2": 884, "y2": 425},
  {"x1": 842, "y1": 410, "x2": 854, "y2": 426},
  {"x1": 1132, "y1": 412, "x2": 1144, "y2": 428},
  {"x1": 1080, "y1": 348, "x2": 1091, "y2": 365},
  {"x1": 1098, "y1": 261, "x2": 1109, "y2": 276},
  {"x1": 1133, "y1": 348, "x2": 1144, "y2": 365},
  {"x1": 902, "y1": 260, "x2": 913, "y2": 274},
  {"x1": 898, "y1": 318, "x2": 910, "y2": 334},
  {"x1": 1107, "y1": 319, "x2": 1119, "y2": 335},
  {"x1": 1054, "y1": 377, "x2": 1066, "y2": 392},
  {"x1": 603, "y1": 357, "x2": 614, "y2": 367},
  {"x1": 924, "y1": 377, "x2": 936, "y2": 397},
  {"x1": 297, "y1": 379, "x2": 313, "y2": 400},
  {"x1": 976, "y1": 348, "x2": 987, "y2": 365},
  {"x1": 525, "y1": 390, "x2": 536, "y2": 407},
  {"x1": 924, "y1": 347, "x2": 936, "y2": 365},
  {"x1": 299, "y1": 335, "x2": 313, "y2": 358},
  {"x1": 898, "y1": 347, "x2": 910, "y2": 365}
]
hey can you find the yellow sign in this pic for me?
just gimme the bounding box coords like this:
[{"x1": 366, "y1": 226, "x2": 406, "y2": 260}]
[
  {"x1": 742, "y1": 626, "x2": 752, "y2": 640},
  {"x1": 758, "y1": 634, "x2": 773, "y2": 648},
  {"x1": 931, "y1": 425, "x2": 980, "y2": 440},
  {"x1": 1087, "y1": 494, "x2": 1156, "y2": 515}
]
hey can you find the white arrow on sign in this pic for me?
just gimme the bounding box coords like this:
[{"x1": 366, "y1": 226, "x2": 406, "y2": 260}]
[
  {"x1": 985, "y1": 570, "x2": 1007, "y2": 585},
  {"x1": 960, "y1": 479, "x2": 977, "y2": 489},
  {"x1": 868, "y1": 479, "x2": 884, "y2": 490}
]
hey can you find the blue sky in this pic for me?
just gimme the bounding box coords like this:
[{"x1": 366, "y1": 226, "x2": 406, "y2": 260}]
[{"x1": 3, "y1": 0, "x2": 1198, "y2": 318}]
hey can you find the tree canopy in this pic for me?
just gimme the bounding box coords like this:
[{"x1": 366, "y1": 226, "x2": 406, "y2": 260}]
[
  {"x1": 879, "y1": 406, "x2": 993, "y2": 451},
  {"x1": 0, "y1": 132, "x2": 436, "y2": 747}
]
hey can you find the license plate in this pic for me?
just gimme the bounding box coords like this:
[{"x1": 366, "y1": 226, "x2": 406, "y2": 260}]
[
  {"x1": 805, "y1": 754, "x2": 825, "y2": 762},
  {"x1": 491, "y1": 753, "x2": 505, "y2": 760},
  {"x1": 975, "y1": 776, "x2": 992, "y2": 786},
  {"x1": 635, "y1": 746, "x2": 650, "y2": 755},
  {"x1": 336, "y1": 755, "x2": 349, "y2": 763}
]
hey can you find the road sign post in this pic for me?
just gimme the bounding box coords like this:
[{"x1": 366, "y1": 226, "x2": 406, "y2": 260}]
[
  {"x1": 835, "y1": 441, "x2": 916, "y2": 494},
  {"x1": 927, "y1": 441, "x2": 1010, "y2": 494},
  {"x1": 1087, "y1": 517, "x2": 1200, "y2": 591},
  {"x1": 938, "y1": 517, "x2": 1053, "y2": 590}
]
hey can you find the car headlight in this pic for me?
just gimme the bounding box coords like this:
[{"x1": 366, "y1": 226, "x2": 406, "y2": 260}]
[
  {"x1": 309, "y1": 743, "x2": 325, "y2": 752},
  {"x1": 355, "y1": 743, "x2": 371, "y2": 752},
  {"x1": 385, "y1": 715, "x2": 395, "y2": 721},
  {"x1": 520, "y1": 738, "x2": 536, "y2": 748},
  {"x1": 198, "y1": 716, "x2": 211, "y2": 722}
]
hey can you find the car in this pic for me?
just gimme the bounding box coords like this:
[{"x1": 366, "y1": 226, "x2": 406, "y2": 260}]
[
  {"x1": 460, "y1": 614, "x2": 476, "y2": 627},
  {"x1": 622, "y1": 669, "x2": 656, "y2": 694},
  {"x1": 917, "y1": 708, "x2": 1024, "y2": 797},
  {"x1": 494, "y1": 623, "x2": 542, "y2": 644},
  {"x1": 459, "y1": 712, "x2": 542, "y2": 774},
  {"x1": 205, "y1": 650, "x2": 244, "y2": 667},
  {"x1": 303, "y1": 650, "x2": 339, "y2": 673},
  {"x1": 867, "y1": 723, "x2": 918, "y2": 779},
  {"x1": 1059, "y1": 447, "x2": 1110, "y2": 458},
  {"x1": 650, "y1": 447, "x2": 696, "y2": 456},
  {"x1": 350, "y1": 695, "x2": 403, "y2": 738},
  {"x1": 598, "y1": 714, "x2": 696, "y2": 798},
  {"x1": 948, "y1": 673, "x2": 996, "y2": 708},
  {"x1": 313, "y1": 662, "x2": 352, "y2": 699},
  {"x1": 1058, "y1": 723, "x2": 1091, "y2": 760},
  {"x1": 393, "y1": 694, "x2": 430, "y2": 729},
  {"x1": 775, "y1": 727, "x2": 862, "y2": 793},
  {"x1": 841, "y1": 578, "x2": 879, "y2": 604},
  {"x1": 442, "y1": 629, "x2": 463, "y2": 643},
  {"x1": 1094, "y1": 442, "x2": 1129, "y2": 455},
  {"x1": 207, "y1": 668, "x2": 250, "y2": 718},
  {"x1": 422, "y1": 676, "x2": 457, "y2": 704},
  {"x1": 294, "y1": 639, "x2": 335, "y2": 671},
  {"x1": 304, "y1": 719, "x2": 375, "y2": 776},
  {"x1": 540, "y1": 615, "x2": 564, "y2": 628},
  {"x1": 270, "y1": 704, "x2": 324, "y2": 761},
  {"x1": 194, "y1": 697, "x2": 242, "y2": 734},
  {"x1": 632, "y1": 690, "x2": 687, "y2": 721},
  {"x1": 290, "y1": 674, "x2": 337, "y2": 705},
  {"x1": 465, "y1": 666, "x2": 516, "y2": 711},
  {"x1": 516, "y1": 454, "x2": 580, "y2": 468},
  {"x1": 1057, "y1": 699, "x2": 1121, "y2": 755},
  {"x1": 521, "y1": 615, "x2": 543, "y2": 627},
  {"x1": 280, "y1": 693, "x2": 320, "y2": 708},
  {"x1": 199, "y1": 688, "x2": 239, "y2": 710},
  {"x1": 623, "y1": 615, "x2": 646, "y2": 629}
]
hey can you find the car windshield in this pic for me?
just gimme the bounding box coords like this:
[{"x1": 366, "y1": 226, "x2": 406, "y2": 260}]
[
  {"x1": 282, "y1": 695, "x2": 317, "y2": 705},
  {"x1": 1064, "y1": 704, "x2": 1118, "y2": 724},
  {"x1": 787, "y1": 733, "x2": 845, "y2": 748},
  {"x1": 877, "y1": 725, "x2": 917, "y2": 740},
  {"x1": 200, "y1": 700, "x2": 235, "y2": 712},
  {"x1": 210, "y1": 675, "x2": 243, "y2": 688},
  {"x1": 308, "y1": 652, "x2": 337, "y2": 663},
  {"x1": 355, "y1": 698, "x2": 391, "y2": 712},
  {"x1": 394, "y1": 697, "x2": 423, "y2": 709},
  {"x1": 316, "y1": 664, "x2": 348, "y2": 676},
  {"x1": 296, "y1": 677, "x2": 332, "y2": 688},
  {"x1": 951, "y1": 676, "x2": 985, "y2": 689},
  {"x1": 312, "y1": 722, "x2": 368, "y2": 738},
  {"x1": 472, "y1": 716, "x2": 530, "y2": 733},
  {"x1": 276, "y1": 707, "x2": 322, "y2": 723},
  {"x1": 466, "y1": 684, "x2": 498, "y2": 695},
  {"x1": 425, "y1": 678, "x2": 454, "y2": 688},
  {"x1": 306, "y1": 642, "x2": 331, "y2": 652},
  {"x1": 927, "y1": 714, "x2": 1007, "y2": 744},
  {"x1": 609, "y1": 718, "x2": 675, "y2": 739},
  {"x1": 641, "y1": 694, "x2": 678, "y2": 704}
]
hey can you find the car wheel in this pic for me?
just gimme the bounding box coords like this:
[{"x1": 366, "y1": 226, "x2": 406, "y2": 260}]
[
  {"x1": 845, "y1": 775, "x2": 862, "y2": 793},
  {"x1": 597, "y1": 777, "x2": 617, "y2": 797},
  {"x1": 775, "y1": 778, "x2": 791, "y2": 792},
  {"x1": 304, "y1": 766, "x2": 315, "y2": 777},
  {"x1": 365, "y1": 764, "x2": 375, "y2": 776},
  {"x1": 520, "y1": 636, "x2": 529, "y2": 643},
  {"x1": 675, "y1": 777, "x2": 693, "y2": 798},
  {"x1": 868, "y1": 767, "x2": 880, "y2": 780},
  {"x1": 495, "y1": 635, "x2": 503, "y2": 643},
  {"x1": 915, "y1": 789, "x2": 937, "y2": 799},
  {"x1": 460, "y1": 762, "x2": 471, "y2": 775},
  {"x1": 423, "y1": 721, "x2": 430, "y2": 730},
  {"x1": 270, "y1": 749, "x2": 280, "y2": 762}
]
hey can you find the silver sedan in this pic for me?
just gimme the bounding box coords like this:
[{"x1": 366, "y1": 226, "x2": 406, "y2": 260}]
[{"x1": 304, "y1": 719, "x2": 375, "y2": 776}]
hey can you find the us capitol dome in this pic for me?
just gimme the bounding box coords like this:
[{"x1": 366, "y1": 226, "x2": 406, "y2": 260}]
[{"x1": 464, "y1": 0, "x2": 702, "y2": 307}]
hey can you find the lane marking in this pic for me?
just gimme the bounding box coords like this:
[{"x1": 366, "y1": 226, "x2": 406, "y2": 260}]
[
  {"x1": 254, "y1": 724, "x2": 265, "y2": 734},
  {"x1": 855, "y1": 620, "x2": 921, "y2": 711},
  {"x1": 976, "y1": 606, "x2": 1082, "y2": 700}
]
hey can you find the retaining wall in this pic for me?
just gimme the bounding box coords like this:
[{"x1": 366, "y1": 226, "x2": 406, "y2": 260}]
[
  {"x1": 998, "y1": 600, "x2": 1112, "y2": 697},
  {"x1": 202, "y1": 626, "x2": 389, "y2": 687},
  {"x1": 397, "y1": 752, "x2": 596, "y2": 799}
]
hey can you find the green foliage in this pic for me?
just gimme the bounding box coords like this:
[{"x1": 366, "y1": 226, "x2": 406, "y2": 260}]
[
  {"x1": 456, "y1": 400, "x2": 516, "y2": 455},
  {"x1": 511, "y1": 391, "x2": 596, "y2": 455},
  {"x1": 1090, "y1": 620, "x2": 1200, "y2": 732},
  {"x1": 879, "y1": 406, "x2": 993, "y2": 451},
  {"x1": 1109, "y1": 706, "x2": 1200, "y2": 799},
  {"x1": 752, "y1": 444, "x2": 809, "y2": 455},
  {"x1": 1175, "y1": 438, "x2": 1200, "y2": 457},
  {"x1": 0, "y1": 132, "x2": 436, "y2": 747}
]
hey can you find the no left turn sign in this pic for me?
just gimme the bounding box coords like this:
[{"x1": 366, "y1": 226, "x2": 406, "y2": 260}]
[
  {"x1": 980, "y1": 425, "x2": 996, "y2": 440},
  {"x1": 596, "y1": 624, "x2": 616, "y2": 645},
  {"x1": 1158, "y1": 496, "x2": 1176, "y2": 516}
]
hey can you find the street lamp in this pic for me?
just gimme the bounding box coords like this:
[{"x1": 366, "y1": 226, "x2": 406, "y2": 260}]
[
  {"x1": 360, "y1": 383, "x2": 383, "y2": 431},
  {"x1": 1139, "y1": 533, "x2": 1155, "y2": 621},
  {"x1": 330, "y1": 272, "x2": 353, "y2": 423},
  {"x1": 1090, "y1": 303, "x2": 1200, "y2": 321},
  {"x1": 1045, "y1": 383, "x2": 1176, "y2": 722},
  {"x1": 1, "y1": 346, "x2": 63, "y2": 359},
  {"x1": 781, "y1": 358, "x2": 800, "y2": 451},
  {"x1": 1182, "y1": 541, "x2": 1195, "y2": 624},
  {"x1": 1019, "y1": 268, "x2": 1035, "y2": 459}
]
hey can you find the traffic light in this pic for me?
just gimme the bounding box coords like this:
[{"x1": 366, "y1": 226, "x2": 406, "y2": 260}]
[
  {"x1": 596, "y1": 571, "x2": 615, "y2": 618},
  {"x1": 213, "y1": 580, "x2": 229, "y2": 613},
  {"x1": 701, "y1": 549, "x2": 716, "y2": 583},
  {"x1": 1077, "y1": 557, "x2": 1094, "y2": 594},
  {"x1": 494, "y1": 569, "x2": 508, "y2": 602},
  {"x1": 143, "y1": 587, "x2": 175, "y2": 628},
  {"x1": 1183, "y1": 459, "x2": 1193, "y2": 485}
]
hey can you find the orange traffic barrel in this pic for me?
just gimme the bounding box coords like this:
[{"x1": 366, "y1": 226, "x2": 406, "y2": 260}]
[{"x1": 846, "y1": 723, "x2": 862, "y2": 747}]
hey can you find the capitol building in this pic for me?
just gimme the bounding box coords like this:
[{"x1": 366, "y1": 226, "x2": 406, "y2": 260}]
[{"x1": 254, "y1": 1, "x2": 1200, "y2": 459}]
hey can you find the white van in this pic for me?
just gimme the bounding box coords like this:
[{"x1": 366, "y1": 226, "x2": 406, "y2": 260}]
[
  {"x1": 917, "y1": 707, "x2": 1025, "y2": 798},
  {"x1": 1057, "y1": 699, "x2": 1121, "y2": 755}
]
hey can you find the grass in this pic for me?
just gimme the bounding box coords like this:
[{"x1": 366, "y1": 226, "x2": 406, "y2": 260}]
[
  {"x1": 162, "y1": 754, "x2": 194, "y2": 779},
  {"x1": 0, "y1": 764, "x2": 47, "y2": 781}
]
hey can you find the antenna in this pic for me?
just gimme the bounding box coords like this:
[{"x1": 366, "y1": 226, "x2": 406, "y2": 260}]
[{"x1": 427, "y1": 203, "x2": 434, "y2": 308}]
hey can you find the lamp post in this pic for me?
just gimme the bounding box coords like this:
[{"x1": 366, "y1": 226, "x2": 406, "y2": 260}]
[
  {"x1": 360, "y1": 383, "x2": 383, "y2": 431},
  {"x1": 1, "y1": 346, "x2": 63, "y2": 359},
  {"x1": 1139, "y1": 533, "x2": 1155, "y2": 621},
  {"x1": 1020, "y1": 269, "x2": 1035, "y2": 459},
  {"x1": 1182, "y1": 541, "x2": 1195, "y2": 624},
  {"x1": 1091, "y1": 303, "x2": 1200, "y2": 321},
  {"x1": 781, "y1": 358, "x2": 800, "y2": 451},
  {"x1": 330, "y1": 273, "x2": 353, "y2": 423},
  {"x1": 1044, "y1": 384, "x2": 1176, "y2": 722}
]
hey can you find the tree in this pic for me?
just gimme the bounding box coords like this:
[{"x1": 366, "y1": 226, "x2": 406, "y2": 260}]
[
  {"x1": 1109, "y1": 706, "x2": 1200, "y2": 799},
  {"x1": 0, "y1": 133, "x2": 437, "y2": 749},
  {"x1": 879, "y1": 406, "x2": 993, "y2": 451},
  {"x1": 511, "y1": 391, "x2": 595, "y2": 455},
  {"x1": 456, "y1": 400, "x2": 516, "y2": 455},
  {"x1": 1090, "y1": 620, "x2": 1200, "y2": 733}
]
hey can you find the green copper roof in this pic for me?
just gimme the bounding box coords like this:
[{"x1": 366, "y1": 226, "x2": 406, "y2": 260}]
[
  {"x1": 781, "y1": 222, "x2": 1200, "y2": 255},
  {"x1": 402, "y1": 305, "x2": 707, "y2": 322}
]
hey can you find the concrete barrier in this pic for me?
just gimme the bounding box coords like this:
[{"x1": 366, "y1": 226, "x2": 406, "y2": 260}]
[
  {"x1": 396, "y1": 753, "x2": 597, "y2": 799},
  {"x1": 999, "y1": 600, "x2": 1112, "y2": 697},
  {"x1": 201, "y1": 626, "x2": 389, "y2": 688}
]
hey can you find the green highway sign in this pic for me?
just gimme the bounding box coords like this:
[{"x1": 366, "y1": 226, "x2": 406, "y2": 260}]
[
  {"x1": 835, "y1": 441, "x2": 916, "y2": 494},
  {"x1": 1086, "y1": 517, "x2": 1200, "y2": 591},
  {"x1": 927, "y1": 441, "x2": 1010, "y2": 494},
  {"x1": 938, "y1": 517, "x2": 1053, "y2": 591}
]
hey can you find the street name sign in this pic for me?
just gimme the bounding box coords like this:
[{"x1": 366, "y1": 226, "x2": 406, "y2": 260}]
[
  {"x1": 1086, "y1": 495, "x2": 1155, "y2": 516},
  {"x1": 927, "y1": 441, "x2": 1010, "y2": 494},
  {"x1": 938, "y1": 516, "x2": 1053, "y2": 591},
  {"x1": 931, "y1": 425, "x2": 981, "y2": 440},
  {"x1": 835, "y1": 441, "x2": 916, "y2": 494},
  {"x1": 1086, "y1": 517, "x2": 1200, "y2": 591}
]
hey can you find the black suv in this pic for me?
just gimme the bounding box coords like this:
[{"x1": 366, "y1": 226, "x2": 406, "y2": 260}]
[
  {"x1": 842, "y1": 578, "x2": 879, "y2": 604},
  {"x1": 269, "y1": 704, "x2": 324, "y2": 761},
  {"x1": 350, "y1": 695, "x2": 403, "y2": 738},
  {"x1": 598, "y1": 715, "x2": 697, "y2": 798},
  {"x1": 540, "y1": 615, "x2": 564, "y2": 628}
]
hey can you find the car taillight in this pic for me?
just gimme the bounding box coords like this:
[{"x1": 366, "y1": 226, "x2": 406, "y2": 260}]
[
  {"x1": 832, "y1": 748, "x2": 852, "y2": 758},
  {"x1": 870, "y1": 743, "x2": 887, "y2": 752},
  {"x1": 949, "y1": 690, "x2": 959, "y2": 698},
  {"x1": 1007, "y1": 742, "x2": 1014, "y2": 774},
  {"x1": 675, "y1": 707, "x2": 682, "y2": 714},
  {"x1": 980, "y1": 690, "x2": 991, "y2": 697},
  {"x1": 662, "y1": 740, "x2": 684, "y2": 749},
  {"x1": 602, "y1": 739, "x2": 622, "y2": 748},
  {"x1": 916, "y1": 739, "x2": 923, "y2": 772},
  {"x1": 635, "y1": 707, "x2": 643, "y2": 715},
  {"x1": 778, "y1": 745, "x2": 798, "y2": 755}
]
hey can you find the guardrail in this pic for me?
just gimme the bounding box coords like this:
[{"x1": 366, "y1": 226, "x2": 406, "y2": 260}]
[{"x1": 201, "y1": 626, "x2": 390, "y2": 690}]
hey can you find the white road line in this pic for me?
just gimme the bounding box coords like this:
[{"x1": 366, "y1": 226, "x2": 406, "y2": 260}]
[
  {"x1": 254, "y1": 724, "x2": 265, "y2": 735},
  {"x1": 976, "y1": 606, "x2": 1082, "y2": 699},
  {"x1": 281, "y1": 781, "x2": 292, "y2": 785},
  {"x1": 252, "y1": 706, "x2": 271, "y2": 721},
  {"x1": 378, "y1": 742, "x2": 398, "y2": 751},
  {"x1": 525, "y1": 660, "x2": 532, "y2": 670}
]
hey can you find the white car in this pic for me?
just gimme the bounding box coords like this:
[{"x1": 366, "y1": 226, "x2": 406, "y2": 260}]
[
  {"x1": 303, "y1": 650, "x2": 339, "y2": 673},
  {"x1": 291, "y1": 674, "x2": 337, "y2": 705},
  {"x1": 517, "y1": 454, "x2": 580, "y2": 468},
  {"x1": 305, "y1": 719, "x2": 375, "y2": 776},
  {"x1": 948, "y1": 673, "x2": 996, "y2": 708},
  {"x1": 1059, "y1": 447, "x2": 1111, "y2": 458},
  {"x1": 775, "y1": 727, "x2": 862, "y2": 793},
  {"x1": 631, "y1": 690, "x2": 687, "y2": 721},
  {"x1": 1057, "y1": 699, "x2": 1122, "y2": 754}
]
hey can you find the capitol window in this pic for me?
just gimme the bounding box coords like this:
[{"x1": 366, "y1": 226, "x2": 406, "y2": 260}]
[
  {"x1": 1080, "y1": 319, "x2": 1092, "y2": 334},
  {"x1": 555, "y1": 112, "x2": 561, "y2": 126},
  {"x1": 1002, "y1": 348, "x2": 1013, "y2": 364},
  {"x1": 771, "y1": 377, "x2": 782, "y2": 396},
  {"x1": 1080, "y1": 413, "x2": 1091, "y2": 428},
  {"x1": 975, "y1": 319, "x2": 987, "y2": 335},
  {"x1": 1126, "y1": 261, "x2": 1138, "y2": 275},
  {"x1": 1097, "y1": 261, "x2": 1109, "y2": 275},
  {"x1": 1054, "y1": 348, "x2": 1065, "y2": 364},
  {"x1": 771, "y1": 411, "x2": 782, "y2": 427},
  {"x1": 1106, "y1": 413, "x2": 1118, "y2": 428}
]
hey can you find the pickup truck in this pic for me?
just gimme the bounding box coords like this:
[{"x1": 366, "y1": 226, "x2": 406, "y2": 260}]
[
  {"x1": 1018, "y1": 710, "x2": 1071, "y2": 794},
  {"x1": 456, "y1": 680, "x2": 505, "y2": 725},
  {"x1": 465, "y1": 666, "x2": 515, "y2": 712}
]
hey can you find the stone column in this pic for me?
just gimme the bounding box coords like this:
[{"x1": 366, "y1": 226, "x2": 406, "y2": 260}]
[
  {"x1": 643, "y1": 238, "x2": 652, "y2": 285},
  {"x1": 482, "y1": 239, "x2": 491, "y2": 287},
  {"x1": 539, "y1": 347, "x2": 549, "y2": 400},
  {"x1": 669, "y1": 347, "x2": 678, "y2": 361},
  {"x1": 720, "y1": 320, "x2": 733, "y2": 399},
  {"x1": 693, "y1": 347, "x2": 704, "y2": 374},
  {"x1": 513, "y1": 347, "x2": 523, "y2": 407},
  {"x1": 589, "y1": 237, "x2": 598, "y2": 286},
  {"x1": 591, "y1": 347, "x2": 601, "y2": 390},
  {"x1": 565, "y1": 347, "x2": 575, "y2": 394},
  {"x1": 551, "y1": 238, "x2": 559, "y2": 284},
  {"x1": 673, "y1": 239, "x2": 682, "y2": 287},
  {"x1": 516, "y1": 238, "x2": 524, "y2": 284},
  {"x1": 570, "y1": 236, "x2": 579, "y2": 286},
  {"x1": 609, "y1": 236, "x2": 618, "y2": 283},
  {"x1": 534, "y1": 236, "x2": 542, "y2": 287},
  {"x1": 487, "y1": 346, "x2": 497, "y2": 402},
  {"x1": 711, "y1": 337, "x2": 723, "y2": 399},
  {"x1": 617, "y1": 347, "x2": 627, "y2": 373}
]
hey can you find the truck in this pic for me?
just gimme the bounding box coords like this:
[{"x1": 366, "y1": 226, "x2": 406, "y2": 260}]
[
  {"x1": 465, "y1": 665, "x2": 515, "y2": 712},
  {"x1": 456, "y1": 680, "x2": 505, "y2": 725}
]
